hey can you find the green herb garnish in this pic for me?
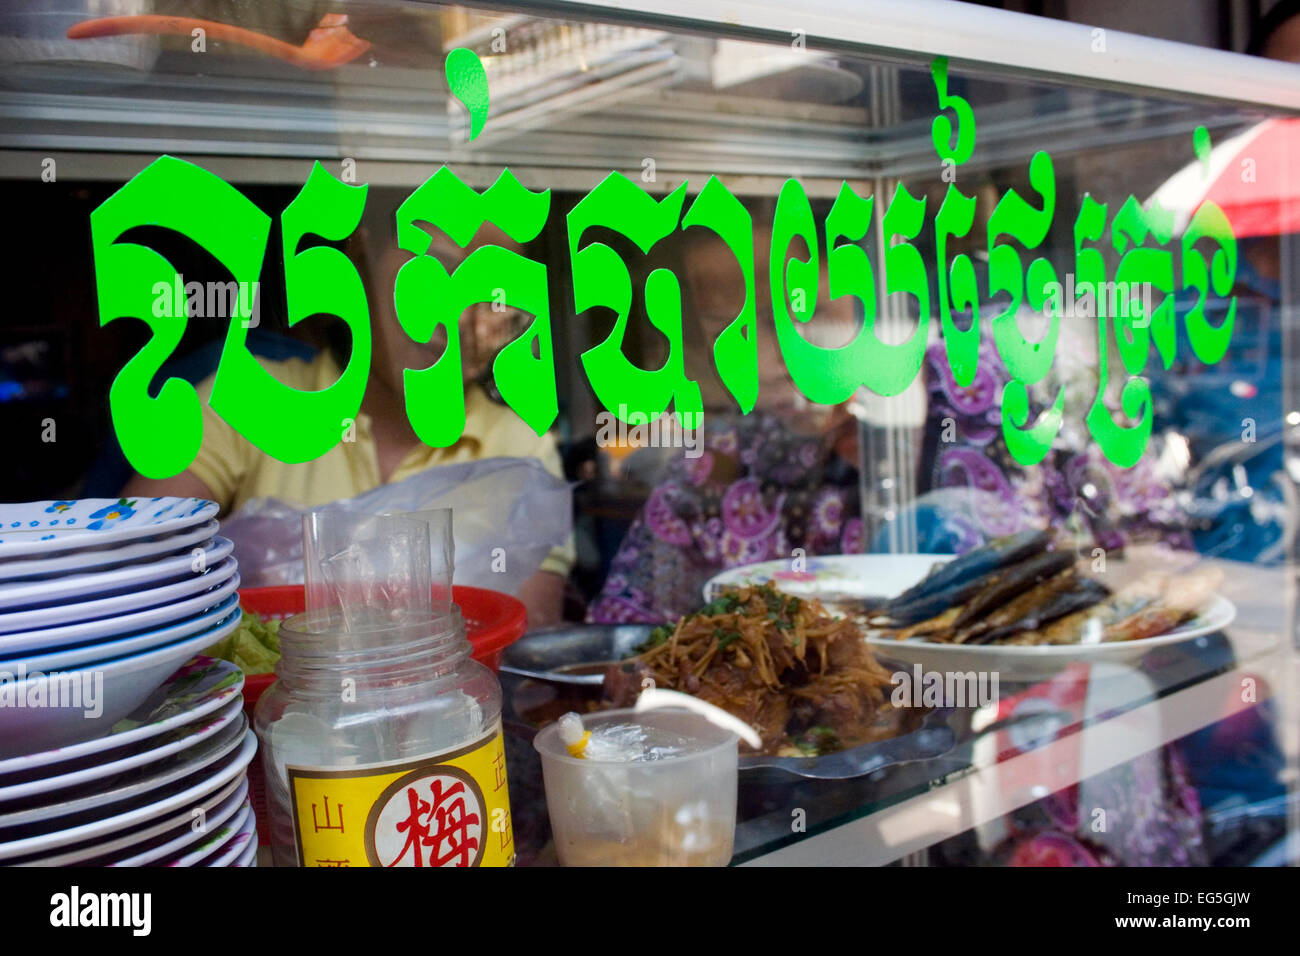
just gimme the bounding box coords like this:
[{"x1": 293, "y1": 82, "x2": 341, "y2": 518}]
[
  {"x1": 794, "y1": 726, "x2": 840, "y2": 756},
  {"x1": 715, "y1": 629, "x2": 741, "y2": 649},
  {"x1": 701, "y1": 593, "x2": 742, "y2": 616},
  {"x1": 638, "y1": 625, "x2": 671, "y2": 652}
]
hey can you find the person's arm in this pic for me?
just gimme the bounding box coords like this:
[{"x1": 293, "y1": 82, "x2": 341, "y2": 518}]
[
  {"x1": 518, "y1": 568, "x2": 564, "y2": 628},
  {"x1": 121, "y1": 470, "x2": 219, "y2": 504},
  {"x1": 119, "y1": 369, "x2": 248, "y2": 510}
]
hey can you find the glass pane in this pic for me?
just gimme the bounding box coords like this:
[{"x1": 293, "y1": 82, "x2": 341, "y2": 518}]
[{"x1": 0, "y1": 0, "x2": 1294, "y2": 871}]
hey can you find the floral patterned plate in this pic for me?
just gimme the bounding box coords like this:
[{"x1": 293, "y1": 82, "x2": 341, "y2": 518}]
[
  {"x1": 0, "y1": 694, "x2": 243, "y2": 807},
  {"x1": 0, "y1": 657, "x2": 242, "y2": 778},
  {"x1": 16, "y1": 774, "x2": 247, "y2": 867},
  {"x1": 0, "y1": 518, "x2": 218, "y2": 582},
  {"x1": 108, "y1": 780, "x2": 249, "y2": 867},
  {"x1": 0, "y1": 712, "x2": 246, "y2": 827},
  {"x1": 161, "y1": 799, "x2": 251, "y2": 867},
  {"x1": 0, "y1": 556, "x2": 237, "y2": 635},
  {"x1": 0, "y1": 729, "x2": 256, "y2": 862},
  {"x1": 0, "y1": 537, "x2": 233, "y2": 610},
  {"x1": 704, "y1": 553, "x2": 952, "y2": 603},
  {"x1": 0, "y1": 498, "x2": 217, "y2": 559},
  {"x1": 230, "y1": 833, "x2": 258, "y2": 867},
  {"x1": 206, "y1": 806, "x2": 256, "y2": 867}
]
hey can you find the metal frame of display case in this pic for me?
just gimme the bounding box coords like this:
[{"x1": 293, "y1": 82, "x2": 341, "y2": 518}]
[
  {"x1": 5, "y1": 1, "x2": 1297, "y2": 187},
  {"x1": 1, "y1": 0, "x2": 1297, "y2": 865},
  {"x1": 521, "y1": 0, "x2": 1300, "y2": 110}
]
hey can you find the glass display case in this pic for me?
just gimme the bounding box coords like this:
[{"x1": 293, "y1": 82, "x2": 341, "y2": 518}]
[{"x1": 1, "y1": 0, "x2": 1296, "y2": 868}]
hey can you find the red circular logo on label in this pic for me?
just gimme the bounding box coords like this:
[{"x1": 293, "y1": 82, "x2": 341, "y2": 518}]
[{"x1": 365, "y1": 765, "x2": 486, "y2": 867}]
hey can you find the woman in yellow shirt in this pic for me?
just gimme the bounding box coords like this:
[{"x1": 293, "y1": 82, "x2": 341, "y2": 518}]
[{"x1": 123, "y1": 217, "x2": 572, "y2": 625}]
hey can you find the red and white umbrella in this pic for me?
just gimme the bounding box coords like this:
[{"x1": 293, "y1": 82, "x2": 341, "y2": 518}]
[{"x1": 1148, "y1": 118, "x2": 1300, "y2": 238}]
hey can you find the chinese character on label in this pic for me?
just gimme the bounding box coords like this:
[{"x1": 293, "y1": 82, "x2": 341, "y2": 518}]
[
  {"x1": 493, "y1": 749, "x2": 507, "y2": 792},
  {"x1": 312, "y1": 796, "x2": 344, "y2": 834},
  {"x1": 370, "y1": 768, "x2": 485, "y2": 867}
]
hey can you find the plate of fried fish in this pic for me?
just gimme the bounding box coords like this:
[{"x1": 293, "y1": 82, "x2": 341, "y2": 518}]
[{"x1": 705, "y1": 531, "x2": 1234, "y2": 679}]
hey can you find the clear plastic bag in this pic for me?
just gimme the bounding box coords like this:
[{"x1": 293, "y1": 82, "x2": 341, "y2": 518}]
[{"x1": 222, "y1": 456, "x2": 572, "y2": 596}]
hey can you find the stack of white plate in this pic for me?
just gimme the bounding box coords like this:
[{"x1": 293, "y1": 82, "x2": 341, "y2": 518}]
[{"x1": 0, "y1": 497, "x2": 258, "y2": 865}]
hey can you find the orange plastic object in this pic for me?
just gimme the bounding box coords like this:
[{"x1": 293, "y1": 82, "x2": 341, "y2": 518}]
[{"x1": 67, "y1": 12, "x2": 370, "y2": 71}]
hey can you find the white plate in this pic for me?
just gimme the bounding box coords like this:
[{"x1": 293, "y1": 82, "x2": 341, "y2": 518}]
[
  {"x1": 0, "y1": 657, "x2": 243, "y2": 778},
  {"x1": 705, "y1": 553, "x2": 954, "y2": 603},
  {"x1": 866, "y1": 595, "x2": 1238, "y2": 680},
  {"x1": 16, "y1": 775, "x2": 248, "y2": 867},
  {"x1": 0, "y1": 537, "x2": 233, "y2": 610},
  {"x1": 0, "y1": 729, "x2": 256, "y2": 861},
  {"x1": 0, "y1": 519, "x2": 220, "y2": 582},
  {"x1": 231, "y1": 833, "x2": 258, "y2": 867},
  {"x1": 0, "y1": 596, "x2": 241, "y2": 759},
  {"x1": 207, "y1": 807, "x2": 256, "y2": 867},
  {"x1": 0, "y1": 498, "x2": 217, "y2": 559},
  {"x1": 0, "y1": 695, "x2": 243, "y2": 809},
  {"x1": 0, "y1": 714, "x2": 246, "y2": 829},
  {"x1": 0, "y1": 556, "x2": 237, "y2": 635},
  {"x1": 161, "y1": 800, "x2": 251, "y2": 868},
  {"x1": 708, "y1": 553, "x2": 1238, "y2": 681},
  {"x1": 108, "y1": 781, "x2": 249, "y2": 868},
  {"x1": 0, "y1": 572, "x2": 241, "y2": 658},
  {"x1": 12, "y1": 595, "x2": 239, "y2": 673}
]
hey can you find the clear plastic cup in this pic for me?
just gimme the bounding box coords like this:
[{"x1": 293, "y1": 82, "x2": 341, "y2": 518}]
[
  {"x1": 302, "y1": 510, "x2": 439, "y2": 629},
  {"x1": 399, "y1": 508, "x2": 454, "y2": 611},
  {"x1": 534, "y1": 708, "x2": 738, "y2": 866}
]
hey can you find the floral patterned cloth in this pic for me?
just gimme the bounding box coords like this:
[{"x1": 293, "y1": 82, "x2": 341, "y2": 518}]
[
  {"x1": 588, "y1": 413, "x2": 862, "y2": 624},
  {"x1": 989, "y1": 745, "x2": 1207, "y2": 867},
  {"x1": 919, "y1": 337, "x2": 1191, "y2": 555}
]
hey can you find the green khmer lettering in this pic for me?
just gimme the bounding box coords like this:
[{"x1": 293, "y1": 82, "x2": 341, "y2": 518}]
[{"x1": 88, "y1": 51, "x2": 1237, "y2": 476}]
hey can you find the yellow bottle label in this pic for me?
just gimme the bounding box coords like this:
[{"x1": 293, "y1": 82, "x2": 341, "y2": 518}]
[{"x1": 287, "y1": 727, "x2": 513, "y2": 867}]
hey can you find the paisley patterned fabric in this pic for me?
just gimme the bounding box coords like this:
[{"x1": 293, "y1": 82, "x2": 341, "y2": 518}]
[
  {"x1": 588, "y1": 412, "x2": 861, "y2": 625},
  {"x1": 993, "y1": 745, "x2": 1207, "y2": 867},
  {"x1": 918, "y1": 339, "x2": 1192, "y2": 554}
]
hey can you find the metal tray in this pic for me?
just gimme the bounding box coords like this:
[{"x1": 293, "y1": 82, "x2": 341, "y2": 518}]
[{"x1": 501, "y1": 624, "x2": 957, "y2": 781}]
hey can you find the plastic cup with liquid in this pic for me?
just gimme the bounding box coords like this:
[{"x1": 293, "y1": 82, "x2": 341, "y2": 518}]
[{"x1": 533, "y1": 707, "x2": 738, "y2": 866}]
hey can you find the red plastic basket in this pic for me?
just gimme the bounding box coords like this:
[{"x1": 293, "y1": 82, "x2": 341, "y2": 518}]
[{"x1": 235, "y1": 584, "x2": 527, "y2": 848}]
